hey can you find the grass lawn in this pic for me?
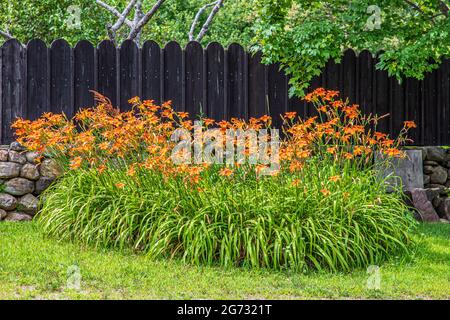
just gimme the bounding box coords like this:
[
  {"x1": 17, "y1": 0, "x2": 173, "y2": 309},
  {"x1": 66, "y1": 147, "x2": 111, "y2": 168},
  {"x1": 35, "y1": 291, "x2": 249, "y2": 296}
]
[{"x1": 0, "y1": 221, "x2": 448, "y2": 300}]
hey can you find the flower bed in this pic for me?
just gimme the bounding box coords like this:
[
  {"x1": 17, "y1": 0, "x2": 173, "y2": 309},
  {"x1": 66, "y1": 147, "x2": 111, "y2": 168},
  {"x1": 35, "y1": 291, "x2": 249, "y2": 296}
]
[{"x1": 11, "y1": 89, "x2": 418, "y2": 272}]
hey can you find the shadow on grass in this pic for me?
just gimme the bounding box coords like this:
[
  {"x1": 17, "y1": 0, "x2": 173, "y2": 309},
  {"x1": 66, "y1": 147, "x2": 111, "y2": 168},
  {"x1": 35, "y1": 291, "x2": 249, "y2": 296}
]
[
  {"x1": 413, "y1": 223, "x2": 450, "y2": 263},
  {"x1": 417, "y1": 222, "x2": 450, "y2": 240}
]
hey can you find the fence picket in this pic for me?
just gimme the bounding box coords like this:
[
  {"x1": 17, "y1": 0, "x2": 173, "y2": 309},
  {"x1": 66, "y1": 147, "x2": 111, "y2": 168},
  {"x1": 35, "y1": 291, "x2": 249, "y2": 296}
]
[
  {"x1": 27, "y1": 39, "x2": 49, "y2": 120},
  {"x1": 98, "y1": 40, "x2": 118, "y2": 107},
  {"x1": 267, "y1": 63, "x2": 288, "y2": 129},
  {"x1": 142, "y1": 40, "x2": 162, "y2": 104},
  {"x1": 1, "y1": 39, "x2": 26, "y2": 144},
  {"x1": 440, "y1": 59, "x2": 450, "y2": 145},
  {"x1": 164, "y1": 41, "x2": 184, "y2": 111},
  {"x1": 227, "y1": 43, "x2": 247, "y2": 120},
  {"x1": 185, "y1": 41, "x2": 204, "y2": 118},
  {"x1": 119, "y1": 40, "x2": 140, "y2": 111},
  {"x1": 74, "y1": 40, "x2": 95, "y2": 112},
  {"x1": 206, "y1": 42, "x2": 225, "y2": 120},
  {"x1": 50, "y1": 39, "x2": 73, "y2": 117},
  {"x1": 248, "y1": 51, "x2": 266, "y2": 119}
]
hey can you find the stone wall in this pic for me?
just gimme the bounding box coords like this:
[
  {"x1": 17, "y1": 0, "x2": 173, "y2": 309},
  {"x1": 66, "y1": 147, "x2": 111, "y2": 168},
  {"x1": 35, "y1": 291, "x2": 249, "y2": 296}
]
[
  {"x1": 407, "y1": 147, "x2": 450, "y2": 223},
  {"x1": 0, "y1": 142, "x2": 61, "y2": 222}
]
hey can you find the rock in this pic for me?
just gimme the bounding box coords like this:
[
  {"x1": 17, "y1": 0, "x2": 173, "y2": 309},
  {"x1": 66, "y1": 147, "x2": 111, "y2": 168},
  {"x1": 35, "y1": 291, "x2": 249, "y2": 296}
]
[
  {"x1": 426, "y1": 185, "x2": 449, "y2": 196},
  {"x1": 4, "y1": 178, "x2": 35, "y2": 196},
  {"x1": 4, "y1": 211, "x2": 32, "y2": 221},
  {"x1": 436, "y1": 198, "x2": 450, "y2": 220},
  {"x1": 404, "y1": 191, "x2": 422, "y2": 221},
  {"x1": 410, "y1": 188, "x2": 440, "y2": 222},
  {"x1": 0, "y1": 209, "x2": 7, "y2": 220},
  {"x1": 440, "y1": 219, "x2": 450, "y2": 224},
  {"x1": 423, "y1": 166, "x2": 435, "y2": 174},
  {"x1": 8, "y1": 150, "x2": 27, "y2": 164},
  {"x1": 17, "y1": 193, "x2": 38, "y2": 215},
  {"x1": 0, "y1": 149, "x2": 8, "y2": 161},
  {"x1": 20, "y1": 163, "x2": 39, "y2": 180},
  {"x1": 424, "y1": 160, "x2": 439, "y2": 166},
  {"x1": 403, "y1": 190, "x2": 413, "y2": 204},
  {"x1": 425, "y1": 147, "x2": 446, "y2": 162},
  {"x1": 25, "y1": 152, "x2": 40, "y2": 163},
  {"x1": 423, "y1": 174, "x2": 431, "y2": 185},
  {"x1": 0, "y1": 162, "x2": 22, "y2": 179},
  {"x1": 375, "y1": 149, "x2": 423, "y2": 191},
  {"x1": 39, "y1": 159, "x2": 62, "y2": 179},
  {"x1": 430, "y1": 166, "x2": 447, "y2": 184},
  {"x1": 9, "y1": 141, "x2": 25, "y2": 151},
  {"x1": 420, "y1": 147, "x2": 428, "y2": 161},
  {"x1": 425, "y1": 188, "x2": 440, "y2": 201},
  {"x1": 432, "y1": 196, "x2": 443, "y2": 209},
  {"x1": 0, "y1": 193, "x2": 17, "y2": 210},
  {"x1": 34, "y1": 177, "x2": 54, "y2": 195},
  {"x1": 414, "y1": 147, "x2": 427, "y2": 161},
  {"x1": 427, "y1": 183, "x2": 446, "y2": 189}
]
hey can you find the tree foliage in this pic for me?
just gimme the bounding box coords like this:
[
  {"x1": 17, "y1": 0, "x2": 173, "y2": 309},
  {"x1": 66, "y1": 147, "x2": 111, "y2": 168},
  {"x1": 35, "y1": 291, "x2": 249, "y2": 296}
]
[
  {"x1": 254, "y1": 0, "x2": 450, "y2": 97},
  {"x1": 0, "y1": 0, "x2": 255, "y2": 46}
]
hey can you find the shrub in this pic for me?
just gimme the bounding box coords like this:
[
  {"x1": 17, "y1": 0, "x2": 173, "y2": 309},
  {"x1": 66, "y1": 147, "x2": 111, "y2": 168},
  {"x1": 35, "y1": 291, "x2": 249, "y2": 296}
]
[{"x1": 13, "y1": 89, "x2": 418, "y2": 272}]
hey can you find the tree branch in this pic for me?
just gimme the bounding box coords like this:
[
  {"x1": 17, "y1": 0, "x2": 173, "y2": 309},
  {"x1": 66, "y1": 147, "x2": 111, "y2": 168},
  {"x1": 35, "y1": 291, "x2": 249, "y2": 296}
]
[
  {"x1": 404, "y1": 0, "x2": 449, "y2": 19},
  {"x1": 404, "y1": 0, "x2": 438, "y2": 24},
  {"x1": 0, "y1": 29, "x2": 13, "y2": 40},
  {"x1": 96, "y1": 0, "x2": 133, "y2": 28},
  {"x1": 438, "y1": 0, "x2": 449, "y2": 17},
  {"x1": 128, "y1": 0, "x2": 166, "y2": 41},
  {"x1": 133, "y1": 0, "x2": 144, "y2": 26},
  {"x1": 131, "y1": 0, "x2": 143, "y2": 43},
  {"x1": 189, "y1": 2, "x2": 216, "y2": 41},
  {"x1": 404, "y1": 0, "x2": 425, "y2": 14},
  {"x1": 195, "y1": 0, "x2": 225, "y2": 42},
  {"x1": 106, "y1": 23, "x2": 117, "y2": 43},
  {"x1": 111, "y1": 0, "x2": 137, "y2": 31}
]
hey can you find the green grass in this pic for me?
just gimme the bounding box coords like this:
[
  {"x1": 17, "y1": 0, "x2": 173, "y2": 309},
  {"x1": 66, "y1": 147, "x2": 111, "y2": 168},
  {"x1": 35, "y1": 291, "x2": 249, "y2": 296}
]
[{"x1": 0, "y1": 221, "x2": 448, "y2": 299}]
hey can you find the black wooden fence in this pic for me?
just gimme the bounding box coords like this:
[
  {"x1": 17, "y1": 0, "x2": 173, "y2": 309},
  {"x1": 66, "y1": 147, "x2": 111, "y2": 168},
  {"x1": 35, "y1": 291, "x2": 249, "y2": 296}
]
[{"x1": 1, "y1": 38, "x2": 449, "y2": 145}]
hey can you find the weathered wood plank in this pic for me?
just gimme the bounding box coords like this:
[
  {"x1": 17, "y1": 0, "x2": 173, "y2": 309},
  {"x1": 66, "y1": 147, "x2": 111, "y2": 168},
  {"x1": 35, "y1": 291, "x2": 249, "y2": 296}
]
[
  {"x1": 248, "y1": 51, "x2": 266, "y2": 119},
  {"x1": 267, "y1": 62, "x2": 288, "y2": 129},
  {"x1": 119, "y1": 40, "x2": 140, "y2": 111},
  {"x1": 27, "y1": 39, "x2": 50, "y2": 120},
  {"x1": 206, "y1": 42, "x2": 225, "y2": 120},
  {"x1": 142, "y1": 40, "x2": 162, "y2": 104},
  {"x1": 50, "y1": 39, "x2": 73, "y2": 117},
  {"x1": 74, "y1": 40, "x2": 95, "y2": 111},
  {"x1": 185, "y1": 41, "x2": 204, "y2": 118},
  {"x1": 163, "y1": 41, "x2": 184, "y2": 111},
  {"x1": 227, "y1": 43, "x2": 247, "y2": 120},
  {"x1": 98, "y1": 40, "x2": 118, "y2": 107},
  {"x1": 1, "y1": 39, "x2": 26, "y2": 143}
]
